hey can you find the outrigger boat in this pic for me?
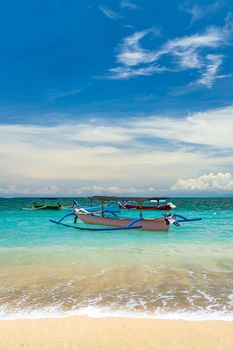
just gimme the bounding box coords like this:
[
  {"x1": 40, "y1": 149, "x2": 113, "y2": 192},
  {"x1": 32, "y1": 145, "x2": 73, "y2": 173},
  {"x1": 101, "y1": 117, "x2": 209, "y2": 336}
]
[
  {"x1": 50, "y1": 196, "x2": 202, "y2": 232},
  {"x1": 120, "y1": 198, "x2": 176, "y2": 211},
  {"x1": 23, "y1": 198, "x2": 62, "y2": 210}
]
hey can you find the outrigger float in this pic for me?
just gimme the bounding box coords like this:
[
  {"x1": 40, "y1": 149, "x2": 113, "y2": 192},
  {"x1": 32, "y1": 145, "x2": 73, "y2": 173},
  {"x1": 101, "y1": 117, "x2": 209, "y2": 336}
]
[{"x1": 50, "y1": 196, "x2": 202, "y2": 232}]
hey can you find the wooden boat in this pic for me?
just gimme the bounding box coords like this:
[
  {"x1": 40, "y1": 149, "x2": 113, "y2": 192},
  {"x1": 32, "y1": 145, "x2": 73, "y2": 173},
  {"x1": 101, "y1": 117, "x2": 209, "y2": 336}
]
[
  {"x1": 120, "y1": 198, "x2": 176, "y2": 211},
  {"x1": 50, "y1": 196, "x2": 202, "y2": 232},
  {"x1": 32, "y1": 202, "x2": 62, "y2": 210},
  {"x1": 76, "y1": 211, "x2": 169, "y2": 231},
  {"x1": 23, "y1": 198, "x2": 62, "y2": 210}
]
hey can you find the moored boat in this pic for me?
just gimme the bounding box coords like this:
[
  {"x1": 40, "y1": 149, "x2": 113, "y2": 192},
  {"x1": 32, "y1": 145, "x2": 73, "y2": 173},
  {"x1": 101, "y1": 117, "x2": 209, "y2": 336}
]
[
  {"x1": 32, "y1": 202, "x2": 62, "y2": 210},
  {"x1": 23, "y1": 198, "x2": 62, "y2": 210},
  {"x1": 120, "y1": 198, "x2": 176, "y2": 211},
  {"x1": 76, "y1": 211, "x2": 169, "y2": 231},
  {"x1": 50, "y1": 195, "x2": 202, "y2": 232}
]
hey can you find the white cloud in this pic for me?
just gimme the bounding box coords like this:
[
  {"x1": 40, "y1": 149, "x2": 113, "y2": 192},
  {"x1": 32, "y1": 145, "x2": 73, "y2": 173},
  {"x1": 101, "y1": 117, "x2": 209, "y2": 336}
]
[
  {"x1": 120, "y1": 0, "x2": 140, "y2": 10},
  {"x1": 164, "y1": 27, "x2": 225, "y2": 50},
  {"x1": 129, "y1": 106, "x2": 233, "y2": 149},
  {"x1": 0, "y1": 184, "x2": 60, "y2": 195},
  {"x1": 70, "y1": 185, "x2": 156, "y2": 196},
  {"x1": 197, "y1": 54, "x2": 222, "y2": 88},
  {"x1": 109, "y1": 29, "x2": 162, "y2": 79},
  {"x1": 172, "y1": 172, "x2": 233, "y2": 191},
  {"x1": 46, "y1": 88, "x2": 82, "y2": 100},
  {"x1": 116, "y1": 30, "x2": 159, "y2": 67},
  {"x1": 0, "y1": 184, "x2": 18, "y2": 194},
  {"x1": 1, "y1": 106, "x2": 233, "y2": 194},
  {"x1": 183, "y1": 3, "x2": 204, "y2": 24},
  {"x1": 109, "y1": 65, "x2": 160, "y2": 79},
  {"x1": 0, "y1": 183, "x2": 156, "y2": 196},
  {"x1": 99, "y1": 6, "x2": 121, "y2": 20},
  {"x1": 109, "y1": 17, "x2": 233, "y2": 87},
  {"x1": 180, "y1": 1, "x2": 224, "y2": 26},
  {"x1": 37, "y1": 185, "x2": 60, "y2": 195}
]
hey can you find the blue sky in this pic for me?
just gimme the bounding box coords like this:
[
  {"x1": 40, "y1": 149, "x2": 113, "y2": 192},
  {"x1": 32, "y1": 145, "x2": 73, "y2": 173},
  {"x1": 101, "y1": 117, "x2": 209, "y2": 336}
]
[{"x1": 0, "y1": 0, "x2": 233, "y2": 196}]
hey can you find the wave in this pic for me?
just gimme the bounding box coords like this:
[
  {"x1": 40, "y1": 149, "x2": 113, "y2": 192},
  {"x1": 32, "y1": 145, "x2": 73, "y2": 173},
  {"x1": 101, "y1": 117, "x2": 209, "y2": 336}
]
[{"x1": 1, "y1": 305, "x2": 233, "y2": 321}]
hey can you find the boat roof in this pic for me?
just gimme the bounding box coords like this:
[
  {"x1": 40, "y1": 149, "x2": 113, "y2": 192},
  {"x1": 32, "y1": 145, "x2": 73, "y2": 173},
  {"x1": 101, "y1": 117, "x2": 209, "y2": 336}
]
[{"x1": 88, "y1": 196, "x2": 169, "y2": 202}]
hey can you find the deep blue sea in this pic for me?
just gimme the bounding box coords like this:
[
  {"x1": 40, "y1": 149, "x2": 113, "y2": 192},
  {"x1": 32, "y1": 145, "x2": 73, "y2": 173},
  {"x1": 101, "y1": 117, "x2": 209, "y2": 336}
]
[{"x1": 0, "y1": 197, "x2": 233, "y2": 320}]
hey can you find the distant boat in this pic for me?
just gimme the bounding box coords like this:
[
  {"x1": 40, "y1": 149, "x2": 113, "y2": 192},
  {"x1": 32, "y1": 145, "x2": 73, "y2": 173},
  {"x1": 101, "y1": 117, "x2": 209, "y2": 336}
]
[
  {"x1": 23, "y1": 198, "x2": 62, "y2": 210},
  {"x1": 31, "y1": 202, "x2": 62, "y2": 210},
  {"x1": 120, "y1": 198, "x2": 176, "y2": 211}
]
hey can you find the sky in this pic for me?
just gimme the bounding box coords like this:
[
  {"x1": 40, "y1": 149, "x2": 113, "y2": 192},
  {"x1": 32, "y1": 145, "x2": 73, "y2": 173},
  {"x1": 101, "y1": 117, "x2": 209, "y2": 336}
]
[{"x1": 0, "y1": 0, "x2": 233, "y2": 196}]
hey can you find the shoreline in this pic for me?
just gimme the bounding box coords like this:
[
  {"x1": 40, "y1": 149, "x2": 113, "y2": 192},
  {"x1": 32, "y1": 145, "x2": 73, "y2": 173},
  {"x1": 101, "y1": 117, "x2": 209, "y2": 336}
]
[
  {"x1": 1, "y1": 312, "x2": 233, "y2": 322},
  {"x1": 0, "y1": 316, "x2": 233, "y2": 350},
  {"x1": 1, "y1": 308, "x2": 233, "y2": 321}
]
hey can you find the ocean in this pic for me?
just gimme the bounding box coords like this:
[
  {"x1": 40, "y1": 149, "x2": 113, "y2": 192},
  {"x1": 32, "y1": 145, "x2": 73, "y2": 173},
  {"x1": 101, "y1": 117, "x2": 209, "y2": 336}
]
[{"x1": 0, "y1": 197, "x2": 233, "y2": 320}]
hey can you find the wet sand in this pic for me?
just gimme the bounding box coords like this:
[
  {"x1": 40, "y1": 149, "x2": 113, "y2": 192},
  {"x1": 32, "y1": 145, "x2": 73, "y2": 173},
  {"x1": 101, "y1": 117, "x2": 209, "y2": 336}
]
[{"x1": 0, "y1": 317, "x2": 233, "y2": 350}]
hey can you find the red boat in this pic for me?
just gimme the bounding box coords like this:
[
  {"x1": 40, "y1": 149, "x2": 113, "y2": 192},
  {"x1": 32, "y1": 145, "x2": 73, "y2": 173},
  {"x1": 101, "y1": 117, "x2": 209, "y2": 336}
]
[{"x1": 120, "y1": 201, "x2": 176, "y2": 211}]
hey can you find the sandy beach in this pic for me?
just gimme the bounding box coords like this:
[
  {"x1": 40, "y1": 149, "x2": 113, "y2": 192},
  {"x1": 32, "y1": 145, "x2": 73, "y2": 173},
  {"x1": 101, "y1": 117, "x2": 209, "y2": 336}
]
[{"x1": 0, "y1": 317, "x2": 233, "y2": 350}]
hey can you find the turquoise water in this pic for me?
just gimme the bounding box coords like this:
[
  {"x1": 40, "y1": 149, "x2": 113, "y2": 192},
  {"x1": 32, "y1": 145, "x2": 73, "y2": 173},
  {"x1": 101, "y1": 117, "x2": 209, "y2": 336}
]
[{"x1": 0, "y1": 197, "x2": 233, "y2": 320}]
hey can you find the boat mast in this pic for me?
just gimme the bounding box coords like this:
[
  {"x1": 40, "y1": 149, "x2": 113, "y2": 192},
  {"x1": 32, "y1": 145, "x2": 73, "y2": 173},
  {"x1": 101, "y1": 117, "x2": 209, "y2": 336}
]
[
  {"x1": 100, "y1": 198, "x2": 105, "y2": 217},
  {"x1": 137, "y1": 199, "x2": 144, "y2": 218}
]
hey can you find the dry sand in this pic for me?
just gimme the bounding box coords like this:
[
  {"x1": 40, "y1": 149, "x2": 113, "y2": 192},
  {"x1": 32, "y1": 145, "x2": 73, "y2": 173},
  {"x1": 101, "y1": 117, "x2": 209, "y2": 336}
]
[{"x1": 0, "y1": 316, "x2": 233, "y2": 350}]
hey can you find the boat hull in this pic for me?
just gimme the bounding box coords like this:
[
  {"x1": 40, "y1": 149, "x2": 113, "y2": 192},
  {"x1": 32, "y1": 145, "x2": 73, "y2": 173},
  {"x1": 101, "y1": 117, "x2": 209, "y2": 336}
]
[
  {"x1": 33, "y1": 204, "x2": 61, "y2": 210},
  {"x1": 122, "y1": 204, "x2": 172, "y2": 210},
  {"x1": 77, "y1": 213, "x2": 169, "y2": 232}
]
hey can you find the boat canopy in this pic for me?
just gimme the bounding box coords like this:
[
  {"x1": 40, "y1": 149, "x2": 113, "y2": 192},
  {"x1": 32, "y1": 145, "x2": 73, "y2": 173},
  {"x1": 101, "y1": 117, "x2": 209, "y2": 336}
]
[{"x1": 88, "y1": 196, "x2": 170, "y2": 217}]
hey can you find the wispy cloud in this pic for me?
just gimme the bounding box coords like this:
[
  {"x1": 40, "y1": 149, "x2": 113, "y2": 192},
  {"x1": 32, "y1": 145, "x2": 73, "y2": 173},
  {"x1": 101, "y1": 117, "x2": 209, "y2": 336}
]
[
  {"x1": 46, "y1": 88, "x2": 83, "y2": 101},
  {"x1": 108, "y1": 29, "x2": 163, "y2": 79},
  {"x1": 180, "y1": 1, "x2": 224, "y2": 27},
  {"x1": 115, "y1": 30, "x2": 160, "y2": 66},
  {"x1": 120, "y1": 0, "x2": 140, "y2": 10},
  {"x1": 163, "y1": 27, "x2": 225, "y2": 51},
  {"x1": 99, "y1": 6, "x2": 121, "y2": 20},
  {"x1": 161, "y1": 27, "x2": 226, "y2": 87},
  {"x1": 109, "y1": 65, "x2": 163, "y2": 79},
  {"x1": 108, "y1": 16, "x2": 233, "y2": 87},
  {"x1": 197, "y1": 54, "x2": 223, "y2": 87}
]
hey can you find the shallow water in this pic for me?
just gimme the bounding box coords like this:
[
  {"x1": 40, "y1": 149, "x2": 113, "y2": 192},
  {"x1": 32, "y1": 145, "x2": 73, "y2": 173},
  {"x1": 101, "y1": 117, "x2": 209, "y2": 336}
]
[{"x1": 0, "y1": 197, "x2": 233, "y2": 320}]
